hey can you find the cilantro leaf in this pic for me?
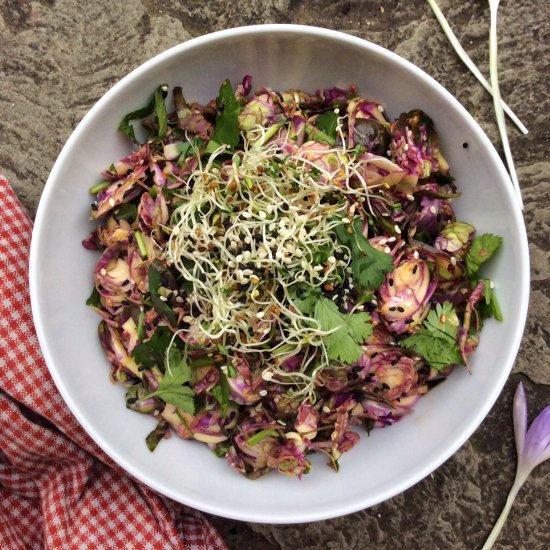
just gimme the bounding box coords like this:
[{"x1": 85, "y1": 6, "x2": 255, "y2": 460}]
[
  {"x1": 293, "y1": 287, "x2": 322, "y2": 315},
  {"x1": 212, "y1": 79, "x2": 243, "y2": 148},
  {"x1": 423, "y1": 302, "x2": 459, "y2": 340},
  {"x1": 133, "y1": 326, "x2": 172, "y2": 369},
  {"x1": 335, "y1": 218, "x2": 394, "y2": 290},
  {"x1": 148, "y1": 264, "x2": 177, "y2": 326},
  {"x1": 465, "y1": 233, "x2": 503, "y2": 276},
  {"x1": 314, "y1": 297, "x2": 373, "y2": 363},
  {"x1": 140, "y1": 349, "x2": 196, "y2": 413},
  {"x1": 165, "y1": 346, "x2": 192, "y2": 384},
  {"x1": 400, "y1": 302, "x2": 462, "y2": 370}
]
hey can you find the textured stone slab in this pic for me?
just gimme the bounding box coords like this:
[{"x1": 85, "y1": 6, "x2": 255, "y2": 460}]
[{"x1": 1, "y1": 1, "x2": 548, "y2": 548}]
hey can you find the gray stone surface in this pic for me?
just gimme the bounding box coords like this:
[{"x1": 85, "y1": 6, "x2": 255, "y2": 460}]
[{"x1": 1, "y1": 0, "x2": 549, "y2": 548}]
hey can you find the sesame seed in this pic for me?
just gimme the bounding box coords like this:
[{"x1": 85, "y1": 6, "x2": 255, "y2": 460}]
[
  {"x1": 108, "y1": 198, "x2": 115, "y2": 207},
  {"x1": 259, "y1": 390, "x2": 268, "y2": 397},
  {"x1": 176, "y1": 296, "x2": 184, "y2": 303},
  {"x1": 259, "y1": 211, "x2": 267, "y2": 219},
  {"x1": 406, "y1": 194, "x2": 415, "y2": 201},
  {"x1": 159, "y1": 296, "x2": 167, "y2": 302},
  {"x1": 384, "y1": 246, "x2": 391, "y2": 253},
  {"x1": 322, "y1": 405, "x2": 331, "y2": 413},
  {"x1": 450, "y1": 257, "x2": 457, "y2": 266},
  {"x1": 379, "y1": 238, "x2": 387, "y2": 246},
  {"x1": 413, "y1": 251, "x2": 420, "y2": 260},
  {"x1": 429, "y1": 206, "x2": 437, "y2": 214},
  {"x1": 342, "y1": 217, "x2": 351, "y2": 224},
  {"x1": 256, "y1": 311, "x2": 266, "y2": 319},
  {"x1": 262, "y1": 371, "x2": 274, "y2": 381},
  {"x1": 387, "y1": 236, "x2": 396, "y2": 243},
  {"x1": 100, "y1": 268, "x2": 107, "y2": 276},
  {"x1": 394, "y1": 225, "x2": 401, "y2": 234}
]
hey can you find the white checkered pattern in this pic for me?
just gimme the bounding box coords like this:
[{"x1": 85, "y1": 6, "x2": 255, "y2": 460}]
[{"x1": 0, "y1": 176, "x2": 227, "y2": 550}]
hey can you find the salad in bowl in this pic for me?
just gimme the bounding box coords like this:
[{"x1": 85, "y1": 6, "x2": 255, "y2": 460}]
[{"x1": 83, "y1": 76, "x2": 503, "y2": 479}]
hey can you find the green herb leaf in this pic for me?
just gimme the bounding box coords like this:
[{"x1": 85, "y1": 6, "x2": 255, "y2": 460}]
[
  {"x1": 315, "y1": 111, "x2": 339, "y2": 140},
  {"x1": 114, "y1": 203, "x2": 138, "y2": 222},
  {"x1": 293, "y1": 287, "x2": 322, "y2": 315},
  {"x1": 145, "y1": 421, "x2": 169, "y2": 452},
  {"x1": 313, "y1": 297, "x2": 373, "y2": 363},
  {"x1": 119, "y1": 103, "x2": 155, "y2": 141},
  {"x1": 118, "y1": 84, "x2": 168, "y2": 142},
  {"x1": 85, "y1": 287, "x2": 100, "y2": 307},
  {"x1": 142, "y1": 350, "x2": 196, "y2": 413},
  {"x1": 211, "y1": 373, "x2": 230, "y2": 417},
  {"x1": 477, "y1": 279, "x2": 503, "y2": 322},
  {"x1": 211, "y1": 80, "x2": 243, "y2": 148},
  {"x1": 465, "y1": 233, "x2": 503, "y2": 276},
  {"x1": 335, "y1": 218, "x2": 394, "y2": 290},
  {"x1": 154, "y1": 86, "x2": 168, "y2": 139},
  {"x1": 148, "y1": 264, "x2": 177, "y2": 326},
  {"x1": 165, "y1": 346, "x2": 192, "y2": 384},
  {"x1": 133, "y1": 326, "x2": 173, "y2": 369},
  {"x1": 400, "y1": 302, "x2": 462, "y2": 370}
]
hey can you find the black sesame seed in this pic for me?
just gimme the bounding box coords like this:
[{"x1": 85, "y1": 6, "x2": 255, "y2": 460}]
[
  {"x1": 462, "y1": 142, "x2": 468, "y2": 149},
  {"x1": 373, "y1": 387, "x2": 380, "y2": 394},
  {"x1": 412, "y1": 265, "x2": 418, "y2": 275},
  {"x1": 381, "y1": 383, "x2": 390, "y2": 390},
  {"x1": 352, "y1": 366, "x2": 362, "y2": 374},
  {"x1": 389, "y1": 306, "x2": 397, "y2": 311},
  {"x1": 397, "y1": 306, "x2": 405, "y2": 313},
  {"x1": 405, "y1": 319, "x2": 414, "y2": 324},
  {"x1": 388, "y1": 278, "x2": 394, "y2": 286},
  {"x1": 126, "y1": 397, "x2": 138, "y2": 404}
]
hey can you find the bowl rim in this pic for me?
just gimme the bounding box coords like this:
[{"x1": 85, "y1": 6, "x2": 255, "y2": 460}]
[{"x1": 29, "y1": 23, "x2": 530, "y2": 523}]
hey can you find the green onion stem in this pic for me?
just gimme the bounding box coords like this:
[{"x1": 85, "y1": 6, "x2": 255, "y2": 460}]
[
  {"x1": 135, "y1": 231, "x2": 148, "y2": 258},
  {"x1": 137, "y1": 310, "x2": 145, "y2": 340},
  {"x1": 89, "y1": 181, "x2": 111, "y2": 194}
]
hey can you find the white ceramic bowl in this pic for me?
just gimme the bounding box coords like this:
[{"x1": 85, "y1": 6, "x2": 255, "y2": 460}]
[{"x1": 30, "y1": 25, "x2": 529, "y2": 523}]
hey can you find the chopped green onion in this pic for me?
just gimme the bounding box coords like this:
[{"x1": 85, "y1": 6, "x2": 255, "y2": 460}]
[
  {"x1": 246, "y1": 428, "x2": 280, "y2": 446},
  {"x1": 135, "y1": 231, "x2": 148, "y2": 258},
  {"x1": 89, "y1": 181, "x2": 111, "y2": 194}
]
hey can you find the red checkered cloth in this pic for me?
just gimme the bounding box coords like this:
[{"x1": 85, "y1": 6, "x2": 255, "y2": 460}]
[{"x1": 0, "y1": 176, "x2": 227, "y2": 550}]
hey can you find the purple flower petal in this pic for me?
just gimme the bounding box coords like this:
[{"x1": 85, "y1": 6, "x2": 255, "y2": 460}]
[{"x1": 524, "y1": 403, "x2": 550, "y2": 468}]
